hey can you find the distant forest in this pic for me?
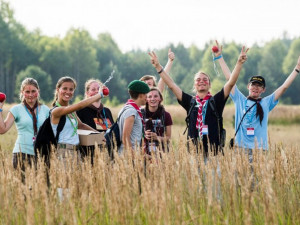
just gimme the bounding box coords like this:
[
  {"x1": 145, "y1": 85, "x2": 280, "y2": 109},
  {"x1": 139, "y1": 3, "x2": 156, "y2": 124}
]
[{"x1": 1, "y1": 1, "x2": 300, "y2": 105}]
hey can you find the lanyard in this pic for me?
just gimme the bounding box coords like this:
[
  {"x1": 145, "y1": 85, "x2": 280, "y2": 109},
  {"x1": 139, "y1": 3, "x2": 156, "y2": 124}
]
[
  {"x1": 102, "y1": 109, "x2": 109, "y2": 128},
  {"x1": 24, "y1": 105, "x2": 39, "y2": 135},
  {"x1": 202, "y1": 101, "x2": 209, "y2": 125},
  {"x1": 55, "y1": 102, "x2": 78, "y2": 136}
]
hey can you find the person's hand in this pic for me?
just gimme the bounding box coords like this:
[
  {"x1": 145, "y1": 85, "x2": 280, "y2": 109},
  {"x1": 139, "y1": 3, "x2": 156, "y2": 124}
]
[
  {"x1": 144, "y1": 130, "x2": 158, "y2": 140},
  {"x1": 148, "y1": 51, "x2": 162, "y2": 71},
  {"x1": 168, "y1": 48, "x2": 175, "y2": 62},
  {"x1": 237, "y1": 46, "x2": 249, "y2": 64},
  {"x1": 213, "y1": 40, "x2": 223, "y2": 57}
]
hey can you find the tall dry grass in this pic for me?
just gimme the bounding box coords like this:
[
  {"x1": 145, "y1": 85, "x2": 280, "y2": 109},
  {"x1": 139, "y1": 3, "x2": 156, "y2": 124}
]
[
  {"x1": 0, "y1": 104, "x2": 300, "y2": 224},
  {"x1": 0, "y1": 142, "x2": 300, "y2": 224}
]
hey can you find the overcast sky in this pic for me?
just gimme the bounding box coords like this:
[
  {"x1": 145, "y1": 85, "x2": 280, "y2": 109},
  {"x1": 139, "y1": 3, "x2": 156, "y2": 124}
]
[{"x1": 8, "y1": 0, "x2": 300, "y2": 52}]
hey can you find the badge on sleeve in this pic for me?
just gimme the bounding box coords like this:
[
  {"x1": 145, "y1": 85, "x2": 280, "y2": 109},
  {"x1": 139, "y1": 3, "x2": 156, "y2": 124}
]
[
  {"x1": 247, "y1": 127, "x2": 254, "y2": 136},
  {"x1": 202, "y1": 125, "x2": 208, "y2": 135}
]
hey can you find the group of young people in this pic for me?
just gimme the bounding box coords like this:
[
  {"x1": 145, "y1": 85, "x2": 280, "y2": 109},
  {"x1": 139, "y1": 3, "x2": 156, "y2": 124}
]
[{"x1": 1, "y1": 41, "x2": 299, "y2": 170}]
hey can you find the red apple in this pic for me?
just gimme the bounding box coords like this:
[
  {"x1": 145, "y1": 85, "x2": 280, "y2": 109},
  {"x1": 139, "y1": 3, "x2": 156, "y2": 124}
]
[
  {"x1": 0, "y1": 92, "x2": 6, "y2": 102},
  {"x1": 212, "y1": 46, "x2": 219, "y2": 53},
  {"x1": 102, "y1": 87, "x2": 109, "y2": 96}
]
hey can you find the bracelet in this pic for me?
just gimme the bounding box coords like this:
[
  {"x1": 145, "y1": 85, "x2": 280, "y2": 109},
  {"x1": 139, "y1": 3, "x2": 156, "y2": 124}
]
[
  {"x1": 0, "y1": 109, "x2": 3, "y2": 112},
  {"x1": 213, "y1": 55, "x2": 223, "y2": 61},
  {"x1": 157, "y1": 67, "x2": 164, "y2": 74},
  {"x1": 295, "y1": 68, "x2": 300, "y2": 73}
]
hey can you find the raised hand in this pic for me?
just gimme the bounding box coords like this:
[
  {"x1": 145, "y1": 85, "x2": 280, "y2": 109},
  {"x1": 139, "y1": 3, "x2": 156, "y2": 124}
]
[
  {"x1": 237, "y1": 46, "x2": 249, "y2": 64},
  {"x1": 148, "y1": 51, "x2": 162, "y2": 70},
  {"x1": 168, "y1": 48, "x2": 175, "y2": 62},
  {"x1": 213, "y1": 40, "x2": 223, "y2": 57}
]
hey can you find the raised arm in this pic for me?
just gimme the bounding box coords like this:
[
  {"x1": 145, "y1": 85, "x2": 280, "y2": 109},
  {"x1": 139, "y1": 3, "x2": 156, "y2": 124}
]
[
  {"x1": 157, "y1": 48, "x2": 175, "y2": 93},
  {"x1": 52, "y1": 91, "x2": 104, "y2": 124},
  {"x1": 213, "y1": 40, "x2": 232, "y2": 80},
  {"x1": 274, "y1": 56, "x2": 300, "y2": 101},
  {"x1": 223, "y1": 46, "x2": 249, "y2": 98},
  {"x1": 148, "y1": 51, "x2": 183, "y2": 101}
]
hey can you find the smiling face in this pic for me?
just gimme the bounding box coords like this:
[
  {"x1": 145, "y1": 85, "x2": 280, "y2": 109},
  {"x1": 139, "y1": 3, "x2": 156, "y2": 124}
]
[
  {"x1": 247, "y1": 82, "x2": 265, "y2": 99},
  {"x1": 86, "y1": 81, "x2": 100, "y2": 97},
  {"x1": 147, "y1": 89, "x2": 162, "y2": 108},
  {"x1": 22, "y1": 85, "x2": 39, "y2": 105},
  {"x1": 194, "y1": 72, "x2": 211, "y2": 93},
  {"x1": 57, "y1": 81, "x2": 75, "y2": 103}
]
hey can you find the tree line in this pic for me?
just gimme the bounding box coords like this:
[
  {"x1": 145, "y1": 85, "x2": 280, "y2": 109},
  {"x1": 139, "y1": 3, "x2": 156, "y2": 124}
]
[{"x1": 1, "y1": 1, "x2": 300, "y2": 105}]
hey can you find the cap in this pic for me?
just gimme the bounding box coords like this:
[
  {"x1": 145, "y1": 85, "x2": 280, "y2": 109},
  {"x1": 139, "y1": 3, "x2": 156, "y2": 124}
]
[
  {"x1": 249, "y1": 76, "x2": 265, "y2": 87},
  {"x1": 128, "y1": 80, "x2": 150, "y2": 93}
]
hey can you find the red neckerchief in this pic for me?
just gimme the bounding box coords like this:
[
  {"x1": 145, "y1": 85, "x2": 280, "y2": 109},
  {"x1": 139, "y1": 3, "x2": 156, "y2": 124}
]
[
  {"x1": 126, "y1": 99, "x2": 145, "y2": 127},
  {"x1": 195, "y1": 92, "x2": 212, "y2": 136}
]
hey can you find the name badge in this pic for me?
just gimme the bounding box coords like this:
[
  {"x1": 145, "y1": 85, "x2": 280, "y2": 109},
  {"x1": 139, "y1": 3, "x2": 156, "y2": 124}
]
[
  {"x1": 202, "y1": 125, "x2": 208, "y2": 135},
  {"x1": 247, "y1": 127, "x2": 254, "y2": 136}
]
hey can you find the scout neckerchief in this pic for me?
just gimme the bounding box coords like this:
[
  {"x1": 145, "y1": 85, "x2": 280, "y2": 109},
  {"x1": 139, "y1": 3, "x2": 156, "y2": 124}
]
[
  {"x1": 56, "y1": 102, "x2": 78, "y2": 136},
  {"x1": 126, "y1": 99, "x2": 145, "y2": 127},
  {"x1": 195, "y1": 92, "x2": 212, "y2": 137},
  {"x1": 23, "y1": 100, "x2": 39, "y2": 136},
  {"x1": 247, "y1": 96, "x2": 263, "y2": 125}
]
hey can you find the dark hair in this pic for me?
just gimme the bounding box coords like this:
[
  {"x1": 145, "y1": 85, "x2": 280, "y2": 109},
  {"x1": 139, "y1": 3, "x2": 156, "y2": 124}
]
[
  {"x1": 128, "y1": 90, "x2": 140, "y2": 100},
  {"x1": 52, "y1": 76, "x2": 77, "y2": 106}
]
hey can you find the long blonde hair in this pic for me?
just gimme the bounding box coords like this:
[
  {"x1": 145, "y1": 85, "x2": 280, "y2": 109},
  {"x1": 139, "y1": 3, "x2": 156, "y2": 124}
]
[{"x1": 52, "y1": 76, "x2": 77, "y2": 106}]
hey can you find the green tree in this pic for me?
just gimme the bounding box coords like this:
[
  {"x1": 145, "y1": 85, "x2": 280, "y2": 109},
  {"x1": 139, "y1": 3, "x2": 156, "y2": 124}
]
[
  {"x1": 282, "y1": 38, "x2": 300, "y2": 103},
  {"x1": 258, "y1": 39, "x2": 288, "y2": 96},
  {"x1": 64, "y1": 28, "x2": 99, "y2": 96},
  {"x1": 15, "y1": 65, "x2": 52, "y2": 102}
]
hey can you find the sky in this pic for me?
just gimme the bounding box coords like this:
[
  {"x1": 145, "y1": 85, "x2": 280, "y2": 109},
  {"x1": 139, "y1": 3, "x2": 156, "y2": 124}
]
[{"x1": 8, "y1": 0, "x2": 300, "y2": 53}]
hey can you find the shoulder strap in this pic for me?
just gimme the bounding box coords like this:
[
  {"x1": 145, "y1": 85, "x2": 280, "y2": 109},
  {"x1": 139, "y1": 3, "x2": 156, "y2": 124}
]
[
  {"x1": 116, "y1": 107, "x2": 128, "y2": 123},
  {"x1": 208, "y1": 96, "x2": 220, "y2": 121},
  {"x1": 234, "y1": 102, "x2": 257, "y2": 137},
  {"x1": 184, "y1": 98, "x2": 197, "y2": 135},
  {"x1": 50, "y1": 106, "x2": 66, "y2": 143}
]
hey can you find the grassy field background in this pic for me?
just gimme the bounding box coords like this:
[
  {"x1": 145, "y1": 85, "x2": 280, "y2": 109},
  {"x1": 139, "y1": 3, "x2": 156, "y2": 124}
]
[{"x1": 0, "y1": 104, "x2": 300, "y2": 224}]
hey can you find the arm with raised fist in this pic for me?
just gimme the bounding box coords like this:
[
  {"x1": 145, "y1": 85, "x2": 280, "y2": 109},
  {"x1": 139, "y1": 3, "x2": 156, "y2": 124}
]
[
  {"x1": 157, "y1": 48, "x2": 175, "y2": 93},
  {"x1": 212, "y1": 40, "x2": 232, "y2": 80},
  {"x1": 148, "y1": 51, "x2": 183, "y2": 101}
]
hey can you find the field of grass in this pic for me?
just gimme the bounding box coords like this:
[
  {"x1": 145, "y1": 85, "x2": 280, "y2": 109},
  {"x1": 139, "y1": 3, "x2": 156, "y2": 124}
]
[{"x1": 0, "y1": 104, "x2": 300, "y2": 224}]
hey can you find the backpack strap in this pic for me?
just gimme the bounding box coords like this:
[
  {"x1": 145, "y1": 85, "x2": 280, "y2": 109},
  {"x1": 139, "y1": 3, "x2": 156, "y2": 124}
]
[
  {"x1": 50, "y1": 106, "x2": 66, "y2": 145},
  {"x1": 184, "y1": 98, "x2": 197, "y2": 135}
]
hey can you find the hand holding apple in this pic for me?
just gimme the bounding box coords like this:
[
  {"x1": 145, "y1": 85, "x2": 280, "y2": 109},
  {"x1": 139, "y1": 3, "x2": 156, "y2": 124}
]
[
  {"x1": 212, "y1": 46, "x2": 219, "y2": 53},
  {"x1": 0, "y1": 92, "x2": 6, "y2": 102},
  {"x1": 102, "y1": 87, "x2": 109, "y2": 96}
]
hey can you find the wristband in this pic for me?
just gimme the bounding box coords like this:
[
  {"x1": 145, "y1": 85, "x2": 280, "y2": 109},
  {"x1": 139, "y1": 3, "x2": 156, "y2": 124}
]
[
  {"x1": 157, "y1": 67, "x2": 164, "y2": 74},
  {"x1": 295, "y1": 68, "x2": 300, "y2": 73},
  {"x1": 0, "y1": 109, "x2": 2, "y2": 112},
  {"x1": 99, "y1": 92, "x2": 104, "y2": 98},
  {"x1": 213, "y1": 55, "x2": 222, "y2": 61}
]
